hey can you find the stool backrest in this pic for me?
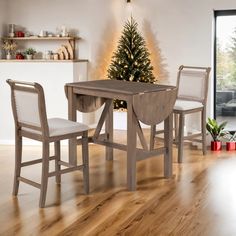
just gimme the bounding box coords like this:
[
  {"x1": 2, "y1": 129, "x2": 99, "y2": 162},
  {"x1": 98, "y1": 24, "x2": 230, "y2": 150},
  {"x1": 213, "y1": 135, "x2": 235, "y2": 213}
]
[
  {"x1": 177, "y1": 65, "x2": 211, "y2": 104},
  {"x1": 7, "y1": 79, "x2": 49, "y2": 137}
]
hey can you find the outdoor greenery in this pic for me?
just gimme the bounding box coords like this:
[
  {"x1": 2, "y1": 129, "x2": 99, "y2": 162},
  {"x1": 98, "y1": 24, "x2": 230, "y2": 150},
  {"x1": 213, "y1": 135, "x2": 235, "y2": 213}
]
[
  {"x1": 217, "y1": 28, "x2": 236, "y2": 90},
  {"x1": 107, "y1": 17, "x2": 156, "y2": 109}
]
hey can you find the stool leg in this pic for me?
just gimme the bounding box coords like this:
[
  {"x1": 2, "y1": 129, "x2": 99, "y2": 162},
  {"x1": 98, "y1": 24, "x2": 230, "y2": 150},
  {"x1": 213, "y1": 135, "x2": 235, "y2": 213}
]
[
  {"x1": 39, "y1": 141, "x2": 50, "y2": 208},
  {"x1": 13, "y1": 133, "x2": 22, "y2": 196},
  {"x1": 164, "y1": 113, "x2": 173, "y2": 177},
  {"x1": 202, "y1": 108, "x2": 207, "y2": 155},
  {"x1": 82, "y1": 131, "x2": 89, "y2": 194},
  {"x1": 174, "y1": 113, "x2": 179, "y2": 141},
  {"x1": 54, "y1": 141, "x2": 61, "y2": 184},
  {"x1": 178, "y1": 113, "x2": 184, "y2": 163}
]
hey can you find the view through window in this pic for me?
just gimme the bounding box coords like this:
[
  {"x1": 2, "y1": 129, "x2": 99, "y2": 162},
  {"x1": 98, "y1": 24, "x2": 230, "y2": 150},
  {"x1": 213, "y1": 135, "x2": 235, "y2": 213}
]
[{"x1": 215, "y1": 11, "x2": 236, "y2": 131}]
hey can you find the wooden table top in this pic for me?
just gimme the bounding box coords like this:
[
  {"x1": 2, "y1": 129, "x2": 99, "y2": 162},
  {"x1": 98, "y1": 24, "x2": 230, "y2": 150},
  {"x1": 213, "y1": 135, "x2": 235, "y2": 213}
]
[{"x1": 66, "y1": 80, "x2": 175, "y2": 95}]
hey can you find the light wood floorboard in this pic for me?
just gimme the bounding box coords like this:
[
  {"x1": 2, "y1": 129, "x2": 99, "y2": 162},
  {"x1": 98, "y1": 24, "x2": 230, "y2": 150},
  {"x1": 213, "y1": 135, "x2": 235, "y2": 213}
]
[{"x1": 0, "y1": 131, "x2": 236, "y2": 235}]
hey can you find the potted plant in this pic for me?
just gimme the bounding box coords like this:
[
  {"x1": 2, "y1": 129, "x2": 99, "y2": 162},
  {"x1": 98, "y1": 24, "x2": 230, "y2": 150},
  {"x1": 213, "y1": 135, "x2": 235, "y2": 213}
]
[
  {"x1": 24, "y1": 48, "x2": 36, "y2": 60},
  {"x1": 1, "y1": 40, "x2": 17, "y2": 59},
  {"x1": 206, "y1": 118, "x2": 227, "y2": 151},
  {"x1": 224, "y1": 131, "x2": 236, "y2": 151}
]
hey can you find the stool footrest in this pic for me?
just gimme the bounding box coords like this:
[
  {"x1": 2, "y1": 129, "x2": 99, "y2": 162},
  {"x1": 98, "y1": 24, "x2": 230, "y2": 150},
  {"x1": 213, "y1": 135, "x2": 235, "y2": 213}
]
[
  {"x1": 18, "y1": 177, "x2": 41, "y2": 189},
  {"x1": 48, "y1": 165, "x2": 83, "y2": 177}
]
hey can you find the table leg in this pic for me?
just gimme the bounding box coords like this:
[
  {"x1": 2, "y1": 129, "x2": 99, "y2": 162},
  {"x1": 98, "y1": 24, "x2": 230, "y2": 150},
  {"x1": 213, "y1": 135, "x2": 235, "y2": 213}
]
[
  {"x1": 150, "y1": 125, "x2": 156, "y2": 150},
  {"x1": 105, "y1": 99, "x2": 113, "y2": 161},
  {"x1": 67, "y1": 86, "x2": 77, "y2": 166},
  {"x1": 127, "y1": 100, "x2": 137, "y2": 191},
  {"x1": 164, "y1": 112, "x2": 173, "y2": 177}
]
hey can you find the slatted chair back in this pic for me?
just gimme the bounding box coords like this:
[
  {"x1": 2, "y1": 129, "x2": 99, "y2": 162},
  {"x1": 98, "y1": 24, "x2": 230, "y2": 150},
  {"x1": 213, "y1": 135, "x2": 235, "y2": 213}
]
[
  {"x1": 177, "y1": 65, "x2": 211, "y2": 104},
  {"x1": 7, "y1": 79, "x2": 49, "y2": 137}
]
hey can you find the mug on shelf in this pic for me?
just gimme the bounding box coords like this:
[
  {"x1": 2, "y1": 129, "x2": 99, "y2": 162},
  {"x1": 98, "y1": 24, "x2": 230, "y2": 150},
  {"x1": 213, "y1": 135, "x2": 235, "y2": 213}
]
[
  {"x1": 15, "y1": 31, "x2": 24, "y2": 37},
  {"x1": 39, "y1": 30, "x2": 47, "y2": 37}
]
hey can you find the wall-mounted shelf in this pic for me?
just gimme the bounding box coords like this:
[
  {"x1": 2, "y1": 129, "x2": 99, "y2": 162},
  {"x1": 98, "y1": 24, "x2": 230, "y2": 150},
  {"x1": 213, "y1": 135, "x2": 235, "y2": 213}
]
[
  {"x1": 2, "y1": 36, "x2": 80, "y2": 41},
  {"x1": 0, "y1": 59, "x2": 88, "y2": 63},
  {"x1": 1, "y1": 36, "x2": 84, "y2": 61}
]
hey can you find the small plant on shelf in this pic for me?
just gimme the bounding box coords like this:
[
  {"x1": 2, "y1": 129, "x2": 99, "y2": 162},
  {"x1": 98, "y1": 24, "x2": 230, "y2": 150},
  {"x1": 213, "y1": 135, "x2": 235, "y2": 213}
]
[
  {"x1": 24, "y1": 48, "x2": 36, "y2": 59},
  {"x1": 206, "y1": 118, "x2": 227, "y2": 151},
  {"x1": 1, "y1": 40, "x2": 17, "y2": 59}
]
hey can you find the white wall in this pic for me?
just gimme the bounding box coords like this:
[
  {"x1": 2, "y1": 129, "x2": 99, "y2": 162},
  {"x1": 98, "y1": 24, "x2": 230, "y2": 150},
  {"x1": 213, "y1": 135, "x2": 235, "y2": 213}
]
[
  {"x1": 0, "y1": 0, "x2": 7, "y2": 32},
  {"x1": 0, "y1": 0, "x2": 7, "y2": 58},
  {"x1": 1, "y1": 0, "x2": 236, "y2": 142}
]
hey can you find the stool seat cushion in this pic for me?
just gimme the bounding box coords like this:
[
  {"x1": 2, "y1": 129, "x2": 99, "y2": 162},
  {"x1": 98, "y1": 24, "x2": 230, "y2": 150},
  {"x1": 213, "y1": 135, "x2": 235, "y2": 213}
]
[
  {"x1": 48, "y1": 118, "x2": 89, "y2": 137},
  {"x1": 22, "y1": 118, "x2": 89, "y2": 137},
  {"x1": 174, "y1": 99, "x2": 203, "y2": 111}
]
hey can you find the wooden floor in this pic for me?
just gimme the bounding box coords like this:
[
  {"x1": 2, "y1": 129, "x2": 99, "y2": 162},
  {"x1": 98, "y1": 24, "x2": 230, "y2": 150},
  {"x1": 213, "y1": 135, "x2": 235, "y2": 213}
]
[{"x1": 1, "y1": 130, "x2": 236, "y2": 236}]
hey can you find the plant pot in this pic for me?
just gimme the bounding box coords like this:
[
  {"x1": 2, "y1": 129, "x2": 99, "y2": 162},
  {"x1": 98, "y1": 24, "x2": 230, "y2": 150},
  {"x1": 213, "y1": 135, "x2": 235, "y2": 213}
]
[
  {"x1": 211, "y1": 141, "x2": 222, "y2": 151},
  {"x1": 226, "y1": 142, "x2": 235, "y2": 151},
  {"x1": 26, "y1": 54, "x2": 33, "y2": 60},
  {"x1": 6, "y1": 53, "x2": 12, "y2": 60}
]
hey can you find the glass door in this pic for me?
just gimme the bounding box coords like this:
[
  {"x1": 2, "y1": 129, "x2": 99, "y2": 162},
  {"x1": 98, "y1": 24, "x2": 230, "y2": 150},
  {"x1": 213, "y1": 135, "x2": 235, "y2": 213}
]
[{"x1": 215, "y1": 10, "x2": 236, "y2": 131}]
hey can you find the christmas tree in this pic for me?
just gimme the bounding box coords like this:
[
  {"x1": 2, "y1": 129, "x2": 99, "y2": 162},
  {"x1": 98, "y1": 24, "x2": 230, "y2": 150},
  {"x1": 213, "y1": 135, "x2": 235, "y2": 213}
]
[{"x1": 107, "y1": 17, "x2": 156, "y2": 109}]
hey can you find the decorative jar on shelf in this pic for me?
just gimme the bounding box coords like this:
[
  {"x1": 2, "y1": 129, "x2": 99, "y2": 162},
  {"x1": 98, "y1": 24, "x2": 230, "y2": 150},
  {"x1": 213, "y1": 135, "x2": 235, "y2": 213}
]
[
  {"x1": 6, "y1": 53, "x2": 12, "y2": 60},
  {"x1": 8, "y1": 24, "x2": 15, "y2": 38},
  {"x1": 16, "y1": 52, "x2": 24, "y2": 60},
  {"x1": 45, "y1": 50, "x2": 53, "y2": 60}
]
